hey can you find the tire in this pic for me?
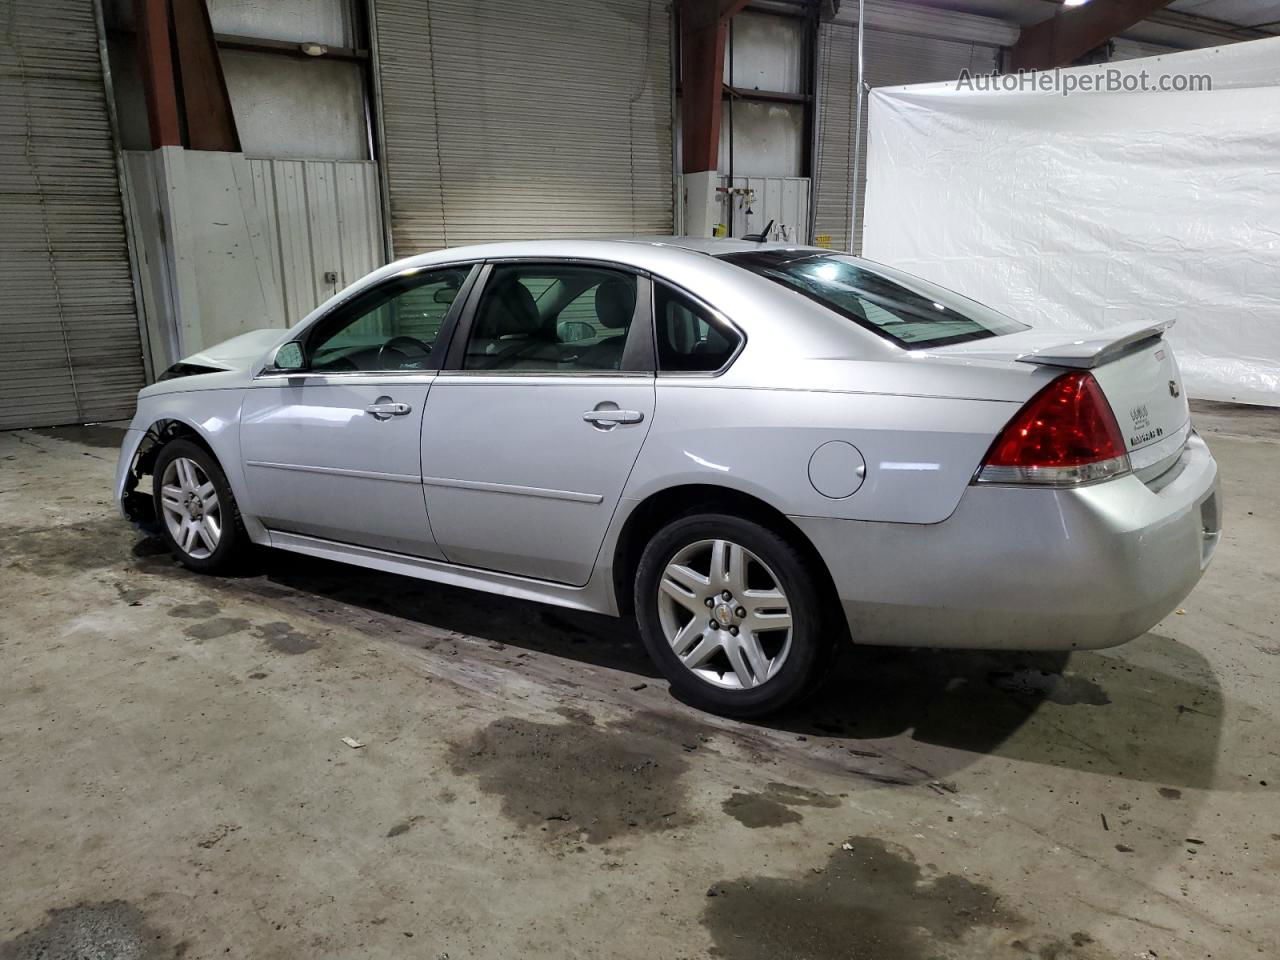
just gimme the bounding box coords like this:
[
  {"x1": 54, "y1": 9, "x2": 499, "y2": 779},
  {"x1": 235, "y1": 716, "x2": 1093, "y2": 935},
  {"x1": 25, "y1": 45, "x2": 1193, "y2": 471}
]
[
  {"x1": 635, "y1": 512, "x2": 832, "y2": 718},
  {"x1": 152, "y1": 438, "x2": 249, "y2": 574}
]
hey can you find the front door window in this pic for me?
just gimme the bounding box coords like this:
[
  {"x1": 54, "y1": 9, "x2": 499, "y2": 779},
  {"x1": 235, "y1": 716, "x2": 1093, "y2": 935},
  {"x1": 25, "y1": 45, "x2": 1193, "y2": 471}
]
[{"x1": 308, "y1": 266, "x2": 472, "y2": 372}]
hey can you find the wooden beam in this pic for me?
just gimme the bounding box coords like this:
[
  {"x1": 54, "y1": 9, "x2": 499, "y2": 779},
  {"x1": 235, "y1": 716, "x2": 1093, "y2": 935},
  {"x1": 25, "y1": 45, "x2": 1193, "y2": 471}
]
[
  {"x1": 680, "y1": 0, "x2": 751, "y2": 174},
  {"x1": 133, "y1": 0, "x2": 182, "y2": 148},
  {"x1": 1011, "y1": 0, "x2": 1176, "y2": 72},
  {"x1": 170, "y1": 0, "x2": 241, "y2": 152}
]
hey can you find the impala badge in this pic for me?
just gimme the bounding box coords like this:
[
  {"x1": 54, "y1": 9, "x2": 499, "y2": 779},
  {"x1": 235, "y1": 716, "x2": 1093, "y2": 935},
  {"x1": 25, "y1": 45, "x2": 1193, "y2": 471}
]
[{"x1": 1169, "y1": 380, "x2": 1181, "y2": 398}]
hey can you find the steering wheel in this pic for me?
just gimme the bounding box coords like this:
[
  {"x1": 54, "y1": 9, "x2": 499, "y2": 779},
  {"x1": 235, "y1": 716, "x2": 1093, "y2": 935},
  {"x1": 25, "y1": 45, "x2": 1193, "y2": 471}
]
[{"x1": 377, "y1": 335, "x2": 432, "y2": 369}]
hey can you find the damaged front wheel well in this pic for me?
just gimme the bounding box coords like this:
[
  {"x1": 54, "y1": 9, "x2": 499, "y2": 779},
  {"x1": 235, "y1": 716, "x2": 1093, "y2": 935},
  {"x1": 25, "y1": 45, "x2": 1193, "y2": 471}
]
[{"x1": 122, "y1": 419, "x2": 216, "y2": 530}]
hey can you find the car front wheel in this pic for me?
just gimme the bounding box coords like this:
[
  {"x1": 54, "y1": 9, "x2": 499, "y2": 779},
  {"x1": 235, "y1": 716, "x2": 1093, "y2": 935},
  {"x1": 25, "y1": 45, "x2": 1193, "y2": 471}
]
[
  {"x1": 635, "y1": 513, "x2": 831, "y2": 717},
  {"x1": 152, "y1": 438, "x2": 247, "y2": 573}
]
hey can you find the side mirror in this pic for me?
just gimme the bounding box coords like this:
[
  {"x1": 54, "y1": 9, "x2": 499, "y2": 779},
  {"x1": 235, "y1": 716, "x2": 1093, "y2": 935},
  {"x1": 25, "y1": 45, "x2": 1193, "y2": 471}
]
[
  {"x1": 433, "y1": 287, "x2": 458, "y2": 305},
  {"x1": 271, "y1": 341, "x2": 307, "y2": 372}
]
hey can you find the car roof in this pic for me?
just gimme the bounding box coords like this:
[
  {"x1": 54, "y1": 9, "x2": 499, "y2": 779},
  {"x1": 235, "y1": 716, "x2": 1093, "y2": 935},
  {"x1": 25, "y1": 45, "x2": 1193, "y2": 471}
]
[
  {"x1": 617, "y1": 236, "x2": 829, "y2": 256},
  {"x1": 375, "y1": 237, "x2": 829, "y2": 273}
]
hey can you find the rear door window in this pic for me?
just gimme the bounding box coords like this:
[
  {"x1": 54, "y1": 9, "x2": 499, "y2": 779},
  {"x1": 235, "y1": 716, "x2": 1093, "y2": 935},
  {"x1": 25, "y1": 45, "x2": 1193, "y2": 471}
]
[{"x1": 461, "y1": 263, "x2": 642, "y2": 373}]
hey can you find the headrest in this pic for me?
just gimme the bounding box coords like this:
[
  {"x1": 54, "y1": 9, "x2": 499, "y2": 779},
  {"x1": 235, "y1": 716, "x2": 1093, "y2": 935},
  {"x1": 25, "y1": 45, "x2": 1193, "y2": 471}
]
[
  {"x1": 594, "y1": 278, "x2": 636, "y2": 330},
  {"x1": 478, "y1": 278, "x2": 539, "y2": 337}
]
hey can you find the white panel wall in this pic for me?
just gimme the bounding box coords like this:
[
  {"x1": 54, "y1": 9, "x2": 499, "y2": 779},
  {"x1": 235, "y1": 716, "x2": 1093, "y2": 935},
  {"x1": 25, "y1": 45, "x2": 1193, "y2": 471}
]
[
  {"x1": 724, "y1": 12, "x2": 806, "y2": 93},
  {"x1": 221, "y1": 53, "x2": 368, "y2": 161},
  {"x1": 720, "y1": 176, "x2": 810, "y2": 244},
  {"x1": 206, "y1": 0, "x2": 356, "y2": 47},
  {"x1": 718, "y1": 101, "x2": 806, "y2": 178},
  {"x1": 246, "y1": 158, "x2": 383, "y2": 324},
  {"x1": 124, "y1": 151, "x2": 382, "y2": 368}
]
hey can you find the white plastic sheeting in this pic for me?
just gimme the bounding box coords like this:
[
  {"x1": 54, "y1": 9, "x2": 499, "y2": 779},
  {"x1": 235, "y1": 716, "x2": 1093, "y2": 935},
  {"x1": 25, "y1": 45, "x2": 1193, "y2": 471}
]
[{"x1": 863, "y1": 39, "x2": 1280, "y2": 406}]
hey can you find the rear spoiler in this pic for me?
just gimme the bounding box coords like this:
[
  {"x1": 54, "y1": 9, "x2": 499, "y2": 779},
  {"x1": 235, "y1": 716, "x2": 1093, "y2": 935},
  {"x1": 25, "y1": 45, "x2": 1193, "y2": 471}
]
[{"x1": 1016, "y1": 320, "x2": 1175, "y2": 370}]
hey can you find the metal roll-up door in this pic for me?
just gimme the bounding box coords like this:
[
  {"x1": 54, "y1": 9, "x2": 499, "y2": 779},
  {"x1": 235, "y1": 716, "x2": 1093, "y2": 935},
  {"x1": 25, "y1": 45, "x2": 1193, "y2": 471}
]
[
  {"x1": 0, "y1": 0, "x2": 145, "y2": 430},
  {"x1": 814, "y1": 23, "x2": 1000, "y2": 254},
  {"x1": 374, "y1": 0, "x2": 673, "y2": 256}
]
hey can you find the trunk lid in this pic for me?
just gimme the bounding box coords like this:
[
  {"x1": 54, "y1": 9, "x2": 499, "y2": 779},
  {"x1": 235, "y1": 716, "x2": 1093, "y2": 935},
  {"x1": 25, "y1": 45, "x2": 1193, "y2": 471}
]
[
  {"x1": 1089, "y1": 338, "x2": 1190, "y2": 465},
  {"x1": 930, "y1": 321, "x2": 1191, "y2": 471}
]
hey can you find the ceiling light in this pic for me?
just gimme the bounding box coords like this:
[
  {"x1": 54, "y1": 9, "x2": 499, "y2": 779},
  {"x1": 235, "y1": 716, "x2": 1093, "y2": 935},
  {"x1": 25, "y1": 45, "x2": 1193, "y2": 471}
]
[{"x1": 1063, "y1": 0, "x2": 1090, "y2": 6}]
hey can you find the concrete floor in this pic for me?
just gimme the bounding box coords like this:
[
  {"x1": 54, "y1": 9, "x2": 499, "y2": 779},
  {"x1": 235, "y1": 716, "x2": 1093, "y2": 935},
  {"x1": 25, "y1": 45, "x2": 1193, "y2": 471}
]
[{"x1": 0, "y1": 402, "x2": 1277, "y2": 960}]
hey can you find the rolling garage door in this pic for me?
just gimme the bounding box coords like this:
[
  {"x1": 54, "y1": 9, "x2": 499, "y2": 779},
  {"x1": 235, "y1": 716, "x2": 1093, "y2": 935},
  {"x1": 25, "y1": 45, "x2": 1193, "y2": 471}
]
[
  {"x1": 814, "y1": 22, "x2": 1000, "y2": 254},
  {"x1": 373, "y1": 0, "x2": 673, "y2": 255},
  {"x1": 0, "y1": 0, "x2": 146, "y2": 429}
]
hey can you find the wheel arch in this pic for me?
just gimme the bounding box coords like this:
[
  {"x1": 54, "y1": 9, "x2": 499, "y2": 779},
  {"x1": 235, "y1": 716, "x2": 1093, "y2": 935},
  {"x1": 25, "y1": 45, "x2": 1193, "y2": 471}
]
[
  {"x1": 609, "y1": 483, "x2": 844, "y2": 629},
  {"x1": 130, "y1": 416, "x2": 220, "y2": 481},
  {"x1": 122, "y1": 415, "x2": 245, "y2": 531}
]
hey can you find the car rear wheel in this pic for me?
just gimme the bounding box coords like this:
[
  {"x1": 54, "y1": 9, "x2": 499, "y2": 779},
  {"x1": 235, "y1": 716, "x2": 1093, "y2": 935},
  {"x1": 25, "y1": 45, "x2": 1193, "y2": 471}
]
[
  {"x1": 635, "y1": 513, "x2": 831, "y2": 717},
  {"x1": 152, "y1": 438, "x2": 248, "y2": 573}
]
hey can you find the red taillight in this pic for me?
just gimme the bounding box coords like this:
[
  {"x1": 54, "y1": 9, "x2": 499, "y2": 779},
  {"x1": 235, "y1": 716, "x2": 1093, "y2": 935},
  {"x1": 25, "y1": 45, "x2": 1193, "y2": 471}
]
[{"x1": 978, "y1": 372, "x2": 1130, "y2": 485}]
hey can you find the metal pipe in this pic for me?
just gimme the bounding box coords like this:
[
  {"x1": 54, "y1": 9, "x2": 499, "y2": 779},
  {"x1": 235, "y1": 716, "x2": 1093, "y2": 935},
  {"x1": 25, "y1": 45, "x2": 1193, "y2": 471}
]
[
  {"x1": 94, "y1": 0, "x2": 159, "y2": 381},
  {"x1": 670, "y1": 2, "x2": 682, "y2": 234},
  {"x1": 806, "y1": 12, "x2": 820, "y2": 245},
  {"x1": 365, "y1": 0, "x2": 396, "y2": 263},
  {"x1": 848, "y1": 0, "x2": 864, "y2": 254}
]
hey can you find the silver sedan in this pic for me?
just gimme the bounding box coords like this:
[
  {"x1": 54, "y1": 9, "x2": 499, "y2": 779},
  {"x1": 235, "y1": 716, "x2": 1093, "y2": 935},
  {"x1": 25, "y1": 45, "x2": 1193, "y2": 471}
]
[{"x1": 115, "y1": 239, "x2": 1222, "y2": 716}]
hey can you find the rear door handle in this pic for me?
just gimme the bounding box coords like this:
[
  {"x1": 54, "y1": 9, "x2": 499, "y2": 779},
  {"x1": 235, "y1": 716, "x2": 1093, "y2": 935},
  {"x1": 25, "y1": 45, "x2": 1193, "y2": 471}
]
[
  {"x1": 366, "y1": 398, "x2": 412, "y2": 420},
  {"x1": 583, "y1": 409, "x2": 644, "y2": 426}
]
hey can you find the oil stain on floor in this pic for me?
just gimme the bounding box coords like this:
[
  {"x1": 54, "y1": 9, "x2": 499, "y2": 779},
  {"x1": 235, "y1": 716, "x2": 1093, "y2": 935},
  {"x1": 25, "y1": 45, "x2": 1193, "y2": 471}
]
[
  {"x1": 0, "y1": 900, "x2": 184, "y2": 960},
  {"x1": 253, "y1": 621, "x2": 320, "y2": 655},
  {"x1": 722, "y1": 782, "x2": 841, "y2": 828},
  {"x1": 703, "y1": 837, "x2": 1104, "y2": 960},
  {"x1": 448, "y1": 709, "x2": 696, "y2": 843}
]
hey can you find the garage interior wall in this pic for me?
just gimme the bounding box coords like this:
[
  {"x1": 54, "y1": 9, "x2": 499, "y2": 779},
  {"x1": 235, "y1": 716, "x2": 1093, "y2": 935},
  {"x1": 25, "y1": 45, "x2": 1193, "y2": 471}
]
[
  {"x1": 813, "y1": 6, "x2": 1004, "y2": 253},
  {"x1": 104, "y1": 0, "x2": 383, "y2": 371},
  {"x1": 0, "y1": 0, "x2": 147, "y2": 429},
  {"x1": 374, "y1": 0, "x2": 674, "y2": 255}
]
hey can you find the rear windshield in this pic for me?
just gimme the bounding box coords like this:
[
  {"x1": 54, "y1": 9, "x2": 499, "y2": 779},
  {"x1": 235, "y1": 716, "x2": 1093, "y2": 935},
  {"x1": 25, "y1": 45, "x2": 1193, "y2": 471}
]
[{"x1": 719, "y1": 250, "x2": 1027, "y2": 348}]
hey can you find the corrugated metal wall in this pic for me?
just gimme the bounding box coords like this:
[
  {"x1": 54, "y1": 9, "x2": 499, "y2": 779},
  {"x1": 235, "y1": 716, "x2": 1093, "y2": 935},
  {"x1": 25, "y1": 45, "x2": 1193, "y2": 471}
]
[
  {"x1": 246, "y1": 158, "x2": 384, "y2": 323},
  {"x1": 374, "y1": 0, "x2": 673, "y2": 255},
  {"x1": 813, "y1": 22, "x2": 1001, "y2": 254},
  {"x1": 0, "y1": 0, "x2": 145, "y2": 429}
]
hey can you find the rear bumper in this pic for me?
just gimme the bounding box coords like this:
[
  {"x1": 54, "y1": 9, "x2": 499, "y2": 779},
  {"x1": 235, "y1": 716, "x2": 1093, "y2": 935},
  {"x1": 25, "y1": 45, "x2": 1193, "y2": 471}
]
[{"x1": 794, "y1": 433, "x2": 1221, "y2": 651}]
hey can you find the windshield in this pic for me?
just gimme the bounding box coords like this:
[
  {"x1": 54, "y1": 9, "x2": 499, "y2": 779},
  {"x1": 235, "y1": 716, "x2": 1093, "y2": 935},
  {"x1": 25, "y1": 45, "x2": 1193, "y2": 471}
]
[{"x1": 719, "y1": 251, "x2": 1027, "y2": 348}]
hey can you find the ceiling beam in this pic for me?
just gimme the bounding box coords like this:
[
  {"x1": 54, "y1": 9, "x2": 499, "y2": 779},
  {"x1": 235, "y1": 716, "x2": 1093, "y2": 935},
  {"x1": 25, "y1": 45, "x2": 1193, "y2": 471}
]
[
  {"x1": 680, "y1": 0, "x2": 751, "y2": 174},
  {"x1": 133, "y1": 0, "x2": 182, "y2": 148},
  {"x1": 170, "y1": 0, "x2": 241, "y2": 152},
  {"x1": 1011, "y1": 0, "x2": 1176, "y2": 71}
]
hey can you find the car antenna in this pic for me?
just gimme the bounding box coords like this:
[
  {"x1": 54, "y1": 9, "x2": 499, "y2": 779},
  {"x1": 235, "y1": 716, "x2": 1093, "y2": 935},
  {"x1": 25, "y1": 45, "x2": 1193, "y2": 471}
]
[{"x1": 743, "y1": 219, "x2": 774, "y2": 243}]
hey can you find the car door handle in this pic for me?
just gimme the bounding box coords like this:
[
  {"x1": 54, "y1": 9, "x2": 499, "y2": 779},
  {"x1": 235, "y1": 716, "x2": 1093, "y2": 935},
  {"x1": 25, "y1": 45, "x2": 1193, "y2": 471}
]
[
  {"x1": 582, "y1": 409, "x2": 644, "y2": 426},
  {"x1": 366, "y1": 400, "x2": 412, "y2": 420}
]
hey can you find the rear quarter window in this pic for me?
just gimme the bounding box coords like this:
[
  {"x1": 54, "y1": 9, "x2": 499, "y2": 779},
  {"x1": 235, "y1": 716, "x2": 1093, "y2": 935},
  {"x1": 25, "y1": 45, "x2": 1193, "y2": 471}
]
[{"x1": 654, "y1": 283, "x2": 741, "y2": 373}]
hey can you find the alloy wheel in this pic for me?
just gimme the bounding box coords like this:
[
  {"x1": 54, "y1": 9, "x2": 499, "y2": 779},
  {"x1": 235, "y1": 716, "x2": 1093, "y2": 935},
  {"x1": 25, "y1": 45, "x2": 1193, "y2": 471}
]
[
  {"x1": 159, "y1": 457, "x2": 222, "y2": 560},
  {"x1": 655, "y1": 538, "x2": 793, "y2": 690}
]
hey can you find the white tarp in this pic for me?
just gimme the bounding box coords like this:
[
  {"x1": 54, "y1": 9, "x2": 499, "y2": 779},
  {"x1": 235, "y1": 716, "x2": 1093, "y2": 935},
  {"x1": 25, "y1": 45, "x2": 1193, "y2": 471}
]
[{"x1": 862, "y1": 38, "x2": 1280, "y2": 406}]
